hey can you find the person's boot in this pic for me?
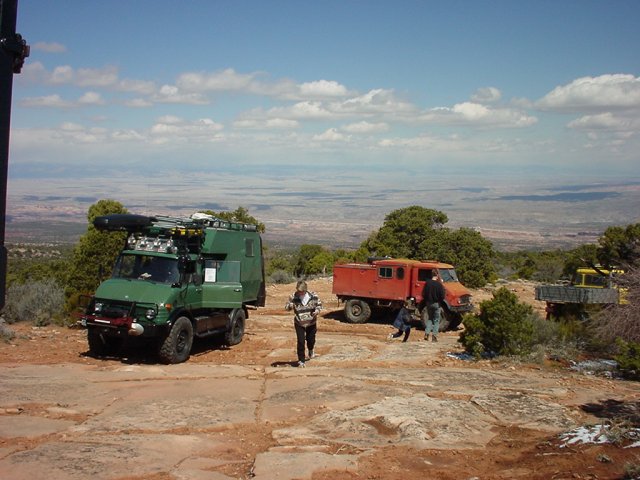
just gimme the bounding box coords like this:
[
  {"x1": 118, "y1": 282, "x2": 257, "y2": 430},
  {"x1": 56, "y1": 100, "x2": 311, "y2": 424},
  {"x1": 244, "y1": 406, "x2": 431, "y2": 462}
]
[
  {"x1": 432, "y1": 335, "x2": 438, "y2": 342},
  {"x1": 402, "y1": 331, "x2": 410, "y2": 343}
]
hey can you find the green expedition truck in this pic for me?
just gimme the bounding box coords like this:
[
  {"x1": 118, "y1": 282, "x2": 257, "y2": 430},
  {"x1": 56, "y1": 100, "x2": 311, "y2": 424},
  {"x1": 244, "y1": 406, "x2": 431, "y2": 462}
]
[{"x1": 79, "y1": 213, "x2": 266, "y2": 363}]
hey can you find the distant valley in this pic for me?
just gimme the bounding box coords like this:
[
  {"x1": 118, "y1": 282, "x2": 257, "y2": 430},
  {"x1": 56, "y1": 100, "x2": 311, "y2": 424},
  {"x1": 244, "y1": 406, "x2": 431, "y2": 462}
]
[{"x1": 6, "y1": 172, "x2": 640, "y2": 252}]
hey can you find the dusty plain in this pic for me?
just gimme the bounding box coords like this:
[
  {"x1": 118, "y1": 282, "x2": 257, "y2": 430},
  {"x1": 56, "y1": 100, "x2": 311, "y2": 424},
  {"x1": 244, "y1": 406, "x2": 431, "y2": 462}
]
[{"x1": 0, "y1": 279, "x2": 639, "y2": 480}]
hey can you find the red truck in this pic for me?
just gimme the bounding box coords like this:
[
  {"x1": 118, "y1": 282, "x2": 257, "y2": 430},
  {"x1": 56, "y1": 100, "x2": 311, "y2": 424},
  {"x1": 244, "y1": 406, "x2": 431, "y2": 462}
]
[{"x1": 332, "y1": 258, "x2": 473, "y2": 331}]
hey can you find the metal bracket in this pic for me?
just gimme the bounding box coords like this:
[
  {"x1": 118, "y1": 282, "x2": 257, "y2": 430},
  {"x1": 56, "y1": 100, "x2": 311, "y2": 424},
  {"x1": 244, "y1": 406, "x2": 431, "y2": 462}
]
[{"x1": 1, "y1": 33, "x2": 29, "y2": 73}]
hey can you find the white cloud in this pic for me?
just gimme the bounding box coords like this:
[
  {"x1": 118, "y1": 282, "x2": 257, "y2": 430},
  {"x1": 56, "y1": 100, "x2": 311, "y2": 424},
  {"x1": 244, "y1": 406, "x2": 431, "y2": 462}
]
[
  {"x1": 75, "y1": 66, "x2": 119, "y2": 88},
  {"x1": 125, "y1": 98, "x2": 153, "y2": 108},
  {"x1": 21, "y1": 92, "x2": 106, "y2": 108},
  {"x1": 299, "y1": 80, "x2": 348, "y2": 98},
  {"x1": 233, "y1": 118, "x2": 299, "y2": 130},
  {"x1": 116, "y1": 78, "x2": 157, "y2": 95},
  {"x1": 152, "y1": 85, "x2": 209, "y2": 105},
  {"x1": 50, "y1": 65, "x2": 74, "y2": 84},
  {"x1": 453, "y1": 102, "x2": 492, "y2": 120},
  {"x1": 19, "y1": 62, "x2": 155, "y2": 95},
  {"x1": 418, "y1": 102, "x2": 537, "y2": 127},
  {"x1": 537, "y1": 74, "x2": 640, "y2": 112},
  {"x1": 176, "y1": 68, "x2": 350, "y2": 101},
  {"x1": 21, "y1": 94, "x2": 72, "y2": 108},
  {"x1": 176, "y1": 68, "x2": 258, "y2": 92},
  {"x1": 78, "y1": 91, "x2": 105, "y2": 106},
  {"x1": 26, "y1": 64, "x2": 119, "y2": 88},
  {"x1": 19, "y1": 61, "x2": 48, "y2": 83},
  {"x1": 471, "y1": 87, "x2": 501, "y2": 104},
  {"x1": 313, "y1": 128, "x2": 349, "y2": 142},
  {"x1": 60, "y1": 122, "x2": 84, "y2": 132},
  {"x1": 341, "y1": 121, "x2": 389, "y2": 133},
  {"x1": 150, "y1": 116, "x2": 224, "y2": 142},
  {"x1": 567, "y1": 113, "x2": 640, "y2": 153},
  {"x1": 33, "y1": 42, "x2": 67, "y2": 53},
  {"x1": 337, "y1": 89, "x2": 416, "y2": 115},
  {"x1": 156, "y1": 115, "x2": 184, "y2": 125},
  {"x1": 568, "y1": 112, "x2": 627, "y2": 130},
  {"x1": 262, "y1": 101, "x2": 334, "y2": 120}
]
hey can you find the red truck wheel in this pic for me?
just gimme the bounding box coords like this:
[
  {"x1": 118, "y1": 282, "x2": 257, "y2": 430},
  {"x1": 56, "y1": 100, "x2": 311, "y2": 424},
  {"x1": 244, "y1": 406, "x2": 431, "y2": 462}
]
[{"x1": 344, "y1": 299, "x2": 372, "y2": 323}]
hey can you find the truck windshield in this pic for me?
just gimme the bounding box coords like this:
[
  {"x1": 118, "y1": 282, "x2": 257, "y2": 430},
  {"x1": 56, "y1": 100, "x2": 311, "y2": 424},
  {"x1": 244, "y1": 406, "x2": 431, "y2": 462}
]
[
  {"x1": 438, "y1": 269, "x2": 459, "y2": 282},
  {"x1": 112, "y1": 254, "x2": 180, "y2": 284}
]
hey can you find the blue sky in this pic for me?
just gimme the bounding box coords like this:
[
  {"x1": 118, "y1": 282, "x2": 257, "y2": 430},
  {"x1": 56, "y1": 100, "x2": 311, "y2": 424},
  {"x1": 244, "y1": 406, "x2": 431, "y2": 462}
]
[{"x1": 8, "y1": 0, "x2": 640, "y2": 181}]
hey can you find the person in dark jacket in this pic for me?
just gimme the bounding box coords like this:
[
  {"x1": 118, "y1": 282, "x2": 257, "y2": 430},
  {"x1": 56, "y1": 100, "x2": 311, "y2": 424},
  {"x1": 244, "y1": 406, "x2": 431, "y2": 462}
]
[
  {"x1": 421, "y1": 274, "x2": 445, "y2": 342},
  {"x1": 389, "y1": 298, "x2": 415, "y2": 342},
  {"x1": 285, "y1": 280, "x2": 322, "y2": 367}
]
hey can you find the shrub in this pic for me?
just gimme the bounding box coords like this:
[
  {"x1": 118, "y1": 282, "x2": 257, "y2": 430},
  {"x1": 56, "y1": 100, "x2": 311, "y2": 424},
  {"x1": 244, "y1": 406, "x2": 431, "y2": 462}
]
[
  {"x1": 268, "y1": 269, "x2": 296, "y2": 285},
  {"x1": 597, "y1": 266, "x2": 640, "y2": 344},
  {"x1": 0, "y1": 320, "x2": 15, "y2": 342},
  {"x1": 624, "y1": 458, "x2": 640, "y2": 480},
  {"x1": 615, "y1": 339, "x2": 640, "y2": 380},
  {"x1": 3, "y1": 279, "x2": 65, "y2": 326},
  {"x1": 459, "y1": 287, "x2": 537, "y2": 357}
]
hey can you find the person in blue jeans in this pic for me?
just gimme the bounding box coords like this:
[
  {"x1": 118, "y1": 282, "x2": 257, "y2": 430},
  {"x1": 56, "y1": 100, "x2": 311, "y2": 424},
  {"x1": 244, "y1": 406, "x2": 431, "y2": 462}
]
[{"x1": 421, "y1": 274, "x2": 445, "y2": 342}]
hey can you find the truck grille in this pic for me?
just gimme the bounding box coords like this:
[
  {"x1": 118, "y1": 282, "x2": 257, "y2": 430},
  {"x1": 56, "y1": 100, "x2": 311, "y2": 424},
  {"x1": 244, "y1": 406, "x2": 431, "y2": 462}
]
[
  {"x1": 460, "y1": 295, "x2": 472, "y2": 305},
  {"x1": 101, "y1": 304, "x2": 132, "y2": 318}
]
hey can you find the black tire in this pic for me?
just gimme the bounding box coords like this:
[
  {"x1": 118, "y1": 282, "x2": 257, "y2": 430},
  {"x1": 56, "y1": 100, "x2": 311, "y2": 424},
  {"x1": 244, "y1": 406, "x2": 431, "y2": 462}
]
[
  {"x1": 87, "y1": 328, "x2": 124, "y2": 357},
  {"x1": 447, "y1": 311, "x2": 463, "y2": 331},
  {"x1": 344, "y1": 299, "x2": 372, "y2": 323},
  {"x1": 439, "y1": 309, "x2": 463, "y2": 332},
  {"x1": 225, "y1": 309, "x2": 246, "y2": 346},
  {"x1": 158, "y1": 316, "x2": 193, "y2": 364}
]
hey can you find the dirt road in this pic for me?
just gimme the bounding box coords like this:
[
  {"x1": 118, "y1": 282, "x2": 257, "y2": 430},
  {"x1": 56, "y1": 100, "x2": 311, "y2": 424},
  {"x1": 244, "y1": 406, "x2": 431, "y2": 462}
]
[{"x1": 0, "y1": 279, "x2": 639, "y2": 480}]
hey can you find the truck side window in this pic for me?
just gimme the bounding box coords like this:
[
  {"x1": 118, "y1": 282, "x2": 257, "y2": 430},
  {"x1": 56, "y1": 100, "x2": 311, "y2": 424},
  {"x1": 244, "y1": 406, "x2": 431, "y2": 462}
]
[
  {"x1": 203, "y1": 259, "x2": 241, "y2": 283},
  {"x1": 204, "y1": 260, "x2": 218, "y2": 282},
  {"x1": 418, "y1": 269, "x2": 433, "y2": 282},
  {"x1": 396, "y1": 267, "x2": 404, "y2": 280},
  {"x1": 245, "y1": 238, "x2": 255, "y2": 257},
  {"x1": 379, "y1": 267, "x2": 393, "y2": 279}
]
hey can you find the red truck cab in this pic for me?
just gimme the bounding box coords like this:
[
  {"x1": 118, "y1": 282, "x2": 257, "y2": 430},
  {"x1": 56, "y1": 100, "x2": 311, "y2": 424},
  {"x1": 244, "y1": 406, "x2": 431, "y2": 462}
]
[{"x1": 332, "y1": 258, "x2": 473, "y2": 331}]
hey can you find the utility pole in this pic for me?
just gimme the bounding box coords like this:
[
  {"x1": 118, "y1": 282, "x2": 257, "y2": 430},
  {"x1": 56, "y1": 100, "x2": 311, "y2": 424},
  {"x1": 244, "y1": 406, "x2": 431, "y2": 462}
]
[{"x1": 0, "y1": 0, "x2": 29, "y2": 310}]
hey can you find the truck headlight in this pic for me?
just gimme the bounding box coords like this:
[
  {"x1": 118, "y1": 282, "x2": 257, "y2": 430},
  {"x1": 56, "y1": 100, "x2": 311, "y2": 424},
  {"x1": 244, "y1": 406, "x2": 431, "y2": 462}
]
[
  {"x1": 94, "y1": 302, "x2": 103, "y2": 314},
  {"x1": 145, "y1": 308, "x2": 157, "y2": 320}
]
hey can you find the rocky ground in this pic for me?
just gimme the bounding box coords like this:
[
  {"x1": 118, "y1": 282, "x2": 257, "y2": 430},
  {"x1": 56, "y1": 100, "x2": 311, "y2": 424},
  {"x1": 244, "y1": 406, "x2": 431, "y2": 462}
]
[{"x1": 0, "y1": 279, "x2": 639, "y2": 480}]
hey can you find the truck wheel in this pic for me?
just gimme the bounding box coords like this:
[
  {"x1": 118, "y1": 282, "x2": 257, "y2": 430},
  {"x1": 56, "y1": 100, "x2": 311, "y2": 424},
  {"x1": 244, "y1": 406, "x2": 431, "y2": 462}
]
[
  {"x1": 158, "y1": 316, "x2": 193, "y2": 364},
  {"x1": 344, "y1": 299, "x2": 371, "y2": 323},
  {"x1": 87, "y1": 328, "x2": 124, "y2": 357},
  {"x1": 439, "y1": 309, "x2": 462, "y2": 332},
  {"x1": 225, "y1": 309, "x2": 245, "y2": 346}
]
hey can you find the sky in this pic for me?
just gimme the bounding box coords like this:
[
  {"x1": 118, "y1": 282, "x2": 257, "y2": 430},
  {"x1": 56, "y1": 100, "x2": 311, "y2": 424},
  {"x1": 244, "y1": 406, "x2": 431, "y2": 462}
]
[{"x1": 7, "y1": 0, "x2": 640, "y2": 183}]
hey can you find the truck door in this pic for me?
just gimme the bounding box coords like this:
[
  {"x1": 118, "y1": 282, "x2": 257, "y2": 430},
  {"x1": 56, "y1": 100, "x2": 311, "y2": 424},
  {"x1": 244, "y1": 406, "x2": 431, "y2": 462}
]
[
  {"x1": 186, "y1": 260, "x2": 244, "y2": 333},
  {"x1": 373, "y1": 264, "x2": 408, "y2": 300},
  {"x1": 411, "y1": 267, "x2": 435, "y2": 305},
  {"x1": 201, "y1": 259, "x2": 243, "y2": 311}
]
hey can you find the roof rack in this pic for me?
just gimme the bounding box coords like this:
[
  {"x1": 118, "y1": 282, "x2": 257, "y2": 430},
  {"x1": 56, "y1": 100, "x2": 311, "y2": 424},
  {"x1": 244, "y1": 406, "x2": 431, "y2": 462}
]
[{"x1": 94, "y1": 213, "x2": 258, "y2": 234}]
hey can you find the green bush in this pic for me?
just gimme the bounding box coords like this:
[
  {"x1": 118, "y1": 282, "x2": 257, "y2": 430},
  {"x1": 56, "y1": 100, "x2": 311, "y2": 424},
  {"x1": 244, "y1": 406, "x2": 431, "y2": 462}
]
[
  {"x1": 0, "y1": 321, "x2": 16, "y2": 342},
  {"x1": 526, "y1": 316, "x2": 583, "y2": 364},
  {"x1": 268, "y1": 269, "x2": 296, "y2": 285},
  {"x1": 615, "y1": 339, "x2": 640, "y2": 380},
  {"x1": 459, "y1": 287, "x2": 537, "y2": 357},
  {"x1": 624, "y1": 458, "x2": 640, "y2": 480},
  {"x1": 3, "y1": 279, "x2": 65, "y2": 326}
]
